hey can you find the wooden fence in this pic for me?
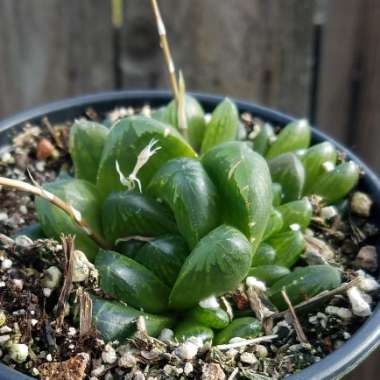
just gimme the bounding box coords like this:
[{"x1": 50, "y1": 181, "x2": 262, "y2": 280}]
[{"x1": 0, "y1": 1, "x2": 379, "y2": 377}]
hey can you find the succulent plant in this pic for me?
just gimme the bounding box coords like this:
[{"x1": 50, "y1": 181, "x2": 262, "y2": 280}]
[{"x1": 8, "y1": 94, "x2": 358, "y2": 345}]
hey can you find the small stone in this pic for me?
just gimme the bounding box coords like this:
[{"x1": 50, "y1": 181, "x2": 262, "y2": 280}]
[
  {"x1": 102, "y1": 344, "x2": 117, "y2": 364},
  {"x1": 68, "y1": 327, "x2": 77, "y2": 336},
  {"x1": 0, "y1": 335, "x2": 10, "y2": 345},
  {"x1": 246, "y1": 276, "x2": 266, "y2": 291},
  {"x1": 14, "y1": 235, "x2": 33, "y2": 247},
  {"x1": 0, "y1": 326, "x2": 12, "y2": 334},
  {"x1": 255, "y1": 344, "x2": 268, "y2": 358},
  {"x1": 19, "y1": 205, "x2": 28, "y2": 215},
  {"x1": 175, "y1": 341, "x2": 198, "y2": 360},
  {"x1": 202, "y1": 363, "x2": 225, "y2": 380},
  {"x1": 43, "y1": 288, "x2": 53, "y2": 297},
  {"x1": 351, "y1": 192, "x2": 372, "y2": 217},
  {"x1": 42, "y1": 266, "x2": 62, "y2": 289},
  {"x1": 35, "y1": 161, "x2": 46, "y2": 172},
  {"x1": 72, "y1": 250, "x2": 98, "y2": 282},
  {"x1": 118, "y1": 352, "x2": 136, "y2": 368},
  {"x1": 184, "y1": 362, "x2": 193, "y2": 375},
  {"x1": 104, "y1": 372, "x2": 114, "y2": 380},
  {"x1": 199, "y1": 295, "x2": 219, "y2": 309},
  {"x1": 8, "y1": 343, "x2": 28, "y2": 363},
  {"x1": 31, "y1": 368, "x2": 39, "y2": 376},
  {"x1": 0, "y1": 282, "x2": 5, "y2": 287},
  {"x1": 12, "y1": 279, "x2": 23, "y2": 290},
  {"x1": 356, "y1": 246, "x2": 378, "y2": 272},
  {"x1": 1, "y1": 258, "x2": 12, "y2": 270},
  {"x1": 320, "y1": 206, "x2": 338, "y2": 221},
  {"x1": 36, "y1": 138, "x2": 58, "y2": 160},
  {"x1": 347, "y1": 286, "x2": 371, "y2": 317},
  {"x1": 225, "y1": 348, "x2": 238, "y2": 360},
  {"x1": 133, "y1": 371, "x2": 146, "y2": 380},
  {"x1": 325, "y1": 306, "x2": 353, "y2": 320},
  {"x1": 304, "y1": 235, "x2": 335, "y2": 260},
  {"x1": 240, "y1": 352, "x2": 258, "y2": 365},
  {"x1": 91, "y1": 364, "x2": 105, "y2": 377},
  {"x1": 46, "y1": 353, "x2": 53, "y2": 362},
  {"x1": 356, "y1": 270, "x2": 380, "y2": 292},
  {"x1": 0, "y1": 212, "x2": 8, "y2": 222},
  {"x1": 343, "y1": 332, "x2": 351, "y2": 340},
  {"x1": 158, "y1": 328, "x2": 174, "y2": 343},
  {"x1": 0, "y1": 310, "x2": 6, "y2": 327}
]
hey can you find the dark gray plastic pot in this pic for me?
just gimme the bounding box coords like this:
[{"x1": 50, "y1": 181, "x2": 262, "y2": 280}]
[{"x1": 0, "y1": 90, "x2": 379, "y2": 380}]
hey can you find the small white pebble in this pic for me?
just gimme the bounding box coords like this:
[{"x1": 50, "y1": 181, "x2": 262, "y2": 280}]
[
  {"x1": 204, "y1": 114, "x2": 212, "y2": 123},
  {"x1": 102, "y1": 344, "x2": 117, "y2": 364},
  {"x1": 46, "y1": 353, "x2": 52, "y2": 362},
  {"x1": 118, "y1": 352, "x2": 136, "y2": 368},
  {"x1": 8, "y1": 343, "x2": 28, "y2": 363},
  {"x1": 225, "y1": 348, "x2": 238, "y2": 359},
  {"x1": 0, "y1": 282, "x2": 5, "y2": 288},
  {"x1": 199, "y1": 295, "x2": 219, "y2": 309},
  {"x1": 186, "y1": 336, "x2": 203, "y2": 349},
  {"x1": 1, "y1": 259, "x2": 12, "y2": 270},
  {"x1": 0, "y1": 326, "x2": 12, "y2": 334},
  {"x1": 0, "y1": 212, "x2": 8, "y2": 222},
  {"x1": 356, "y1": 270, "x2": 380, "y2": 292},
  {"x1": 347, "y1": 286, "x2": 371, "y2": 317},
  {"x1": 19, "y1": 205, "x2": 28, "y2": 215},
  {"x1": 351, "y1": 192, "x2": 372, "y2": 217},
  {"x1": 158, "y1": 328, "x2": 174, "y2": 343},
  {"x1": 42, "y1": 266, "x2": 62, "y2": 289},
  {"x1": 325, "y1": 306, "x2": 353, "y2": 320},
  {"x1": 35, "y1": 161, "x2": 45, "y2": 172},
  {"x1": 31, "y1": 319, "x2": 38, "y2": 327},
  {"x1": 12, "y1": 279, "x2": 23, "y2": 290},
  {"x1": 31, "y1": 368, "x2": 39, "y2": 376},
  {"x1": 0, "y1": 335, "x2": 10, "y2": 345},
  {"x1": 175, "y1": 341, "x2": 198, "y2": 360},
  {"x1": 68, "y1": 327, "x2": 77, "y2": 336},
  {"x1": 240, "y1": 352, "x2": 258, "y2": 365},
  {"x1": 320, "y1": 206, "x2": 338, "y2": 220},
  {"x1": 343, "y1": 332, "x2": 351, "y2": 340},
  {"x1": 184, "y1": 362, "x2": 193, "y2": 375},
  {"x1": 43, "y1": 288, "x2": 53, "y2": 297},
  {"x1": 91, "y1": 364, "x2": 106, "y2": 377},
  {"x1": 246, "y1": 276, "x2": 266, "y2": 291},
  {"x1": 255, "y1": 344, "x2": 268, "y2": 358},
  {"x1": 14, "y1": 235, "x2": 33, "y2": 247}
]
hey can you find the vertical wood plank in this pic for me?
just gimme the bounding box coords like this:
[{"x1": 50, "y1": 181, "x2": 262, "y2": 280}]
[
  {"x1": 316, "y1": 0, "x2": 361, "y2": 142},
  {"x1": 120, "y1": 0, "x2": 315, "y2": 116},
  {"x1": 0, "y1": 0, "x2": 114, "y2": 118}
]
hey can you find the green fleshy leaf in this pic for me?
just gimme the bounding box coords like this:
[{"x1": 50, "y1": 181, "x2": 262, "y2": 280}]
[
  {"x1": 266, "y1": 119, "x2": 311, "y2": 160},
  {"x1": 309, "y1": 161, "x2": 360, "y2": 203},
  {"x1": 269, "y1": 153, "x2": 305, "y2": 202},
  {"x1": 201, "y1": 98, "x2": 239, "y2": 153},
  {"x1": 252, "y1": 123, "x2": 275, "y2": 156},
  {"x1": 91, "y1": 296, "x2": 173, "y2": 342},
  {"x1": 69, "y1": 120, "x2": 109, "y2": 183},
  {"x1": 102, "y1": 191, "x2": 177, "y2": 244},
  {"x1": 134, "y1": 235, "x2": 189, "y2": 286},
  {"x1": 263, "y1": 208, "x2": 284, "y2": 240},
  {"x1": 169, "y1": 225, "x2": 252, "y2": 310},
  {"x1": 278, "y1": 197, "x2": 313, "y2": 231},
  {"x1": 202, "y1": 141, "x2": 272, "y2": 252},
  {"x1": 148, "y1": 158, "x2": 220, "y2": 249},
  {"x1": 214, "y1": 317, "x2": 262, "y2": 345},
  {"x1": 188, "y1": 306, "x2": 230, "y2": 330},
  {"x1": 268, "y1": 265, "x2": 341, "y2": 310},
  {"x1": 152, "y1": 95, "x2": 206, "y2": 151},
  {"x1": 247, "y1": 265, "x2": 290, "y2": 287},
  {"x1": 301, "y1": 142, "x2": 337, "y2": 194},
  {"x1": 174, "y1": 319, "x2": 214, "y2": 343},
  {"x1": 251, "y1": 243, "x2": 276, "y2": 267},
  {"x1": 268, "y1": 230, "x2": 305, "y2": 268},
  {"x1": 96, "y1": 115, "x2": 196, "y2": 198},
  {"x1": 96, "y1": 249, "x2": 170, "y2": 313},
  {"x1": 272, "y1": 182, "x2": 283, "y2": 207},
  {"x1": 35, "y1": 178, "x2": 102, "y2": 261}
]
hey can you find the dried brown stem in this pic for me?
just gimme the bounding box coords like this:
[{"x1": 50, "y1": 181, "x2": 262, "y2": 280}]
[
  {"x1": 150, "y1": 0, "x2": 179, "y2": 100},
  {"x1": 42, "y1": 117, "x2": 64, "y2": 149},
  {"x1": 271, "y1": 278, "x2": 360, "y2": 320},
  {"x1": 281, "y1": 290, "x2": 309, "y2": 344},
  {"x1": 0, "y1": 176, "x2": 110, "y2": 249},
  {"x1": 78, "y1": 289, "x2": 93, "y2": 336}
]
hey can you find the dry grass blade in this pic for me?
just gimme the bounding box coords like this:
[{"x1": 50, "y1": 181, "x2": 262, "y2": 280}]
[
  {"x1": 150, "y1": 0, "x2": 179, "y2": 100},
  {"x1": 281, "y1": 290, "x2": 308, "y2": 344},
  {"x1": 0, "y1": 176, "x2": 110, "y2": 249},
  {"x1": 215, "y1": 334, "x2": 278, "y2": 350}
]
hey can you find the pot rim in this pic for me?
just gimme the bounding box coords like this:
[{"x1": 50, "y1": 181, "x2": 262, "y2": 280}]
[{"x1": 1, "y1": 89, "x2": 380, "y2": 380}]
